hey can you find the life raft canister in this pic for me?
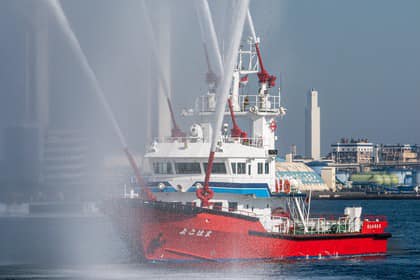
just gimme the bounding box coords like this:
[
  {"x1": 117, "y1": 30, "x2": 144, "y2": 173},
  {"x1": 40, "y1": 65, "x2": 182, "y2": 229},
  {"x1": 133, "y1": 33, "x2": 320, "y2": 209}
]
[
  {"x1": 283, "y1": 179, "x2": 291, "y2": 194},
  {"x1": 275, "y1": 178, "x2": 283, "y2": 193}
]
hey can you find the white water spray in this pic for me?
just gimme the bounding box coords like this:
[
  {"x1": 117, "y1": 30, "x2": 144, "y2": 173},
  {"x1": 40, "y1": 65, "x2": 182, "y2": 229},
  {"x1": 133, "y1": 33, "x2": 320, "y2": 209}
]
[
  {"x1": 195, "y1": 0, "x2": 224, "y2": 78},
  {"x1": 247, "y1": 9, "x2": 258, "y2": 43},
  {"x1": 43, "y1": 0, "x2": 127, "y2": 148},
  {"x1": 139, "y1": 0, "x2": 171, "y2": 101},
  {"x1": 210, "y1": 0, "x2": 249, "y2": 152}
]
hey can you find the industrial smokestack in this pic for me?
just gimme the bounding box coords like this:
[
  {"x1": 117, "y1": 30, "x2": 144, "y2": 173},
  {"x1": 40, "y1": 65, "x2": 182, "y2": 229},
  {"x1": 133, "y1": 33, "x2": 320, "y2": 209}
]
[{"x1": 305, "y1": 88, "x2": 321, "y2": 160}]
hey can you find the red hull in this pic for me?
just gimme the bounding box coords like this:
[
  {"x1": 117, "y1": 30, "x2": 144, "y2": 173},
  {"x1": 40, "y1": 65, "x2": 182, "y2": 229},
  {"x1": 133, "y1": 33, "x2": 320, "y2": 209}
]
[{"x1": 106, "y1": 199, "x2": 391, "y2": 261}]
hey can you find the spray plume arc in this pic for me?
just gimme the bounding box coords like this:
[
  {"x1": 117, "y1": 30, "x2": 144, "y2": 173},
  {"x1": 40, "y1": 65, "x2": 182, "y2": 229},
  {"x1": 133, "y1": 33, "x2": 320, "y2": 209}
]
[
  {"x1": 246, "y1": 9, "x2": 276, "y2": 87},
  {"x1": 44, "y1": 0, "x2": 155, "y2": 201},
  {"x1": 140, "y1": 0, "x2": 185, "y2": 138},
  {"x1": 195, "y1": 0, "x2": 224, "y2": 86},
  {"x1": 198, "y1": 0, "x2": 250, "y2": 207}
]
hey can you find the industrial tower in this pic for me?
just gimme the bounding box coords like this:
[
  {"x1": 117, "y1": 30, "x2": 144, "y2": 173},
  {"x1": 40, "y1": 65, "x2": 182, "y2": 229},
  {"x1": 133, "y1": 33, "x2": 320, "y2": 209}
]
[{"x1": 305, "y1": 88, "x2": 321, "y2": 160}]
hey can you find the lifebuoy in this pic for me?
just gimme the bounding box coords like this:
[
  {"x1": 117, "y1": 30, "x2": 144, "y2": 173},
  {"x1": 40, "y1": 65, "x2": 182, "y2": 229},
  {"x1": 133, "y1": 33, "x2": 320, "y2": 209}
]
[
  {"x1": 269, "y1": 119, "x2": 277, "y2": 132},
  {"x1": 249, "y1": 105, "x2": 258, "y2": 113}
]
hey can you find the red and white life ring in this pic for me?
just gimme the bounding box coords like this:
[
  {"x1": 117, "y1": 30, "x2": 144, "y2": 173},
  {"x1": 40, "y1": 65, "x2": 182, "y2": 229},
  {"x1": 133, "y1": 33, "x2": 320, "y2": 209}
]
[{"x1": 269, "y1": 119, "x2": 277, "y2": 132}]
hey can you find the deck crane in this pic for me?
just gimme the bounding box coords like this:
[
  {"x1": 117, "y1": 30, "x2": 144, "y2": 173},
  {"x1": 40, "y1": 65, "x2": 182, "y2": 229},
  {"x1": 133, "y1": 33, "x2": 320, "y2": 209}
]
[
  {"x1": 247, "y1": 9, "x2": 276, "y2": 90},
  {"x1": 166, "y1": 97, "x2": 185, "y2": 138},
  {"x1": 228, "y1": 97, "x2": 247, "y2": 138}
]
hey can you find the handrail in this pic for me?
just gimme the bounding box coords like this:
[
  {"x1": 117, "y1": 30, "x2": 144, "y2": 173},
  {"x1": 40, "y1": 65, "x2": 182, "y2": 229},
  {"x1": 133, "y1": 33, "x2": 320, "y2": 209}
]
[
  {"x1": 151, "y1": 136, "x2": 265, "y2": 148},
  {"x1": 363, "y1": 215, "x2": 387, "y2": 221},
  {"x1": 197, "y1": 94, "x2": 282, "y2": 113}
]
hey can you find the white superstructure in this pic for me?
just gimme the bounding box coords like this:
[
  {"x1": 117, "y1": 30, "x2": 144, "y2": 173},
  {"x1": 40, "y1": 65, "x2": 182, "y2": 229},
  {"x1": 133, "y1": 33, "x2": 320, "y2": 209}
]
[{"x1": 141, "y1": 38, "x2": 288, "y2": 197}]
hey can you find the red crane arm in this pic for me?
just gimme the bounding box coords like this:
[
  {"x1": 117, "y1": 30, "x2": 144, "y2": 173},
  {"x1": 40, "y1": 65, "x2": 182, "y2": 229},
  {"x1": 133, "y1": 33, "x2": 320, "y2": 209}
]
[
  {"x1": 255, "y1": 43, "x2": 276, "y2": 87},
  {"x1": 228, "y1": 98, "x2": 247, "y2": 138},
  {"x1": 166, "y1": 97, "x2": 186, "y2": 138}
]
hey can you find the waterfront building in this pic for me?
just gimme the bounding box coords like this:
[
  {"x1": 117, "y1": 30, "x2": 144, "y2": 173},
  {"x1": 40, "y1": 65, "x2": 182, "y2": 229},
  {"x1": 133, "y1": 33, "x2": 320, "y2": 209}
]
[
  {"x1": 305, "y1": 89, "x2": 320, "y2": 160},
  {"x1": 378, "y1": 144, "x2": 419, "y2": 163},
  {"x1": 330, "y1": 138, "x2": 374, "y2": 164}
]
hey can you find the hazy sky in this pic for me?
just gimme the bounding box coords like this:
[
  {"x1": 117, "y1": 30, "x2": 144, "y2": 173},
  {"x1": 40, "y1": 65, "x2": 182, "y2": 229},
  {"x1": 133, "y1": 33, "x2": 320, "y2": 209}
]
[{"x1": 0, "y1": 0, "x2": 419, "y2": 157}]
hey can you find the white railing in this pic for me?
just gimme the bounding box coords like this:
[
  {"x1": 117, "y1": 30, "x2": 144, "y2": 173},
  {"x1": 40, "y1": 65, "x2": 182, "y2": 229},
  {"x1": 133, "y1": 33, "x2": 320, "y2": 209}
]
[
  {"x1": 237, "y1": 94, "x2": 281, "y2": 113},
  {"x1": 270, "y1": 216, "x2": 291, "y2": 233},
  {"x1": 290, "y1": 216, "x2": 361, "y2": 235},
  {"x1": 268, "y1": 216, "x2": 362, "y2": 235},
  {"x1": 192, "y1": 202, "x2": 259, "y2": 218},
  {"x1": 197, "y1": 94, "x2": 282, "y2": 113},
  {"x1": 152, "y1": 136, "x2": 207, "y2": 144},
  {"x1": 222, "y1": 136, "x2": 264, "y2": 148},
  {"x1": 152, "y1": 136, "x2": 265, "y2": 148}
]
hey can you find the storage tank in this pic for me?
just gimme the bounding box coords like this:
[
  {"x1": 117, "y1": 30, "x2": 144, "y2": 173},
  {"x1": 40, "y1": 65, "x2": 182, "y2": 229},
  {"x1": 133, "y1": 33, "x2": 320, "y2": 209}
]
[
  {"x1": 390, "y1": 175, "x2": 399, "y2": 185},
  {"x1": 382, "y1": 175, "x2": 391, "y2": 186},
  {"x1": 372, "y1": 174, "x2": 384, "y2": 185}
]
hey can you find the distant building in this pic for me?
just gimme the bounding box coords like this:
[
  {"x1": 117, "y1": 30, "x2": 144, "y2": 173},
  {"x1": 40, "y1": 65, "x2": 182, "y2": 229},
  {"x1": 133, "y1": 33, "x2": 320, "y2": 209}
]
[
  {"x1": 330, "y1": 138, "x2": 374, "y2": 164},
  {"x1": 305, "y1": 89, "x2": 320, "y2": 160},
  {"x1": 378, "y1": 144, "x2": 418, "y2": 163},
  {"x1": 329, "y1": 139, "x2": 419, "y2": 165},
  {"x1": 290, "y1": 144, "x2": 297, "y2": 158},
  {"x1": 43, "y1": 130, "x2": 89, "y2": 188},
  {"x1": 2, "y1": 125, "x2": 41, "y2": 186}
]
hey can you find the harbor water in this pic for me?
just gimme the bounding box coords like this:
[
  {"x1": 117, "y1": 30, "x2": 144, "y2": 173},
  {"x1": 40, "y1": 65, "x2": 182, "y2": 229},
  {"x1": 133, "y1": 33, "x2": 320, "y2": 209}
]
[{"x1": 0, "y1": 200, "x2": 419, "y2": 279}]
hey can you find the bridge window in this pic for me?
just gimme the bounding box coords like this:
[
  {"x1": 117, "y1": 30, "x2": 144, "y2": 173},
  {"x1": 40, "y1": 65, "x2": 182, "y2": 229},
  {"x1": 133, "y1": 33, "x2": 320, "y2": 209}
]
[
  {"x1": 203, "y1": 162, "x2": 227, "y2": 174},
  {"x1": 231, "y1": 162, "x2": 246, "y2": 174},
  {"x1": 153, "y1": 162, "x2": 173, "y2": 174},
  {"x1": 175, "y1": 162, "x2": 201, "y2": 174},
  {"x1": 265, "y1": 162, "x2": 270, "y2": 174},
  {"x1": 257, "y1": 162, "x2": 263, "y2": 174}
]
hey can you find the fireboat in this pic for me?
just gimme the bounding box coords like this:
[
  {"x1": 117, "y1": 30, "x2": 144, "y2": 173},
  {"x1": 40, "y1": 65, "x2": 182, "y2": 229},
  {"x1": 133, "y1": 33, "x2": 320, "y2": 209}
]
[{"x1": 104, "y1": 4, "x2": 391, "y2": 262}]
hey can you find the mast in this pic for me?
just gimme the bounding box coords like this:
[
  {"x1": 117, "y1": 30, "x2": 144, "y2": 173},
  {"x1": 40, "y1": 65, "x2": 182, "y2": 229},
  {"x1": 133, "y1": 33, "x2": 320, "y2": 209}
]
[
  {"x1": 247, "y1": 9, "x2": 276, "y2": 89},
  {"x1": 198, "y1": 0, "x2": 250, "y2": 207}
]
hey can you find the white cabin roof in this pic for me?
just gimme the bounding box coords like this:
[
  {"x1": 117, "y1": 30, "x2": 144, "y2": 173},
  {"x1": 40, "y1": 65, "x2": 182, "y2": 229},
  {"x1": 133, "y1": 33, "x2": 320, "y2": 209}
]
[{"x1": 145, "y1": 140, "x2": 267, "y2": 159}]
